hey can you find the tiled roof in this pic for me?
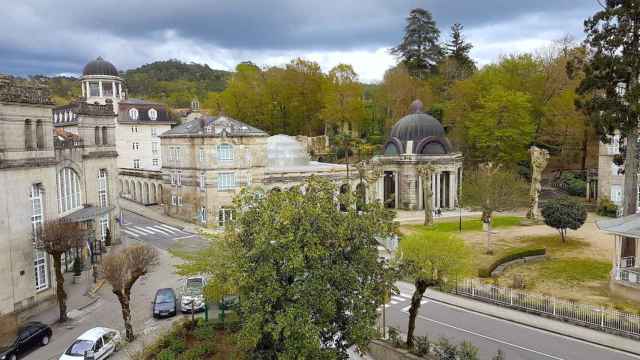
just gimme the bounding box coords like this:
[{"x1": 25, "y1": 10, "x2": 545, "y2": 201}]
[
  {"x1": 118, "y1": 99, "x2": 175, "y2": 124},
  {"x1": 161, "y1": 115, "x2": 268, "y2": 137}
]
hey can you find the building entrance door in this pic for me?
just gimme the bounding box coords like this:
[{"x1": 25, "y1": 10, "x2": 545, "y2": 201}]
[{"x1": 383, "y1": 171, "x2": 396, "y2": 209}]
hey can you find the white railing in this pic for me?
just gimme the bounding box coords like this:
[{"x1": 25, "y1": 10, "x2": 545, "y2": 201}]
[
  {"x1": 619, "y1": 268, "x2": 640, "y2": 284},
  {"x1": 622, "y1": 256, "x2": 636, "y2": 268},
  {"x1": 451, "y1": 279, "x2": 640, "y2": 337}
]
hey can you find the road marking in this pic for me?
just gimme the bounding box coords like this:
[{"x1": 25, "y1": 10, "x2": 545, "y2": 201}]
[
  {"x1": 389, "y1": 300, "x2": 398, "y2": 305},
  {"x1": 400, "y1": 292, "x2": 413, "y2": 299},
  {"x1": 125, "y1": 227, "x2": 148, "y2": 236},
  {"x1": 157, "y1": 224, "x2": 185, "y2": 233},
  {"x1": 399, "y1": 308, "x2": 565, "y2": 360},
  {"x1": 391, "y1": 296, "x2": 407, "y2": 302},
  {"x1": 401, "y1": 305, "x2": 412, "y2": 312},
  {"x1": 149, "y1": 226, "x2": 172, "y2": 235},
  {"x1": 426, "y1": 298, "x2": 640, "y2": 359},
  {"x1": 174, "y1": 234, "x2": 198, "y2": 240},
  {"x1": 122, "y1": 229, "x2": 140, "y2": 237},
  {"x1": 135, "y1": 227, "x2": 156, "y2": 235}
]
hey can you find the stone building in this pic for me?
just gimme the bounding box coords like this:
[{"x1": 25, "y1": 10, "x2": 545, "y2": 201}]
[
  {"x1": 596, "y1": 133, "x2": 624, "y2": 212},
  {"x1": 160, "y1": 115, "x2": 351, "y2": 226},
  {"x1": 363, "y1": 100, "x2": 463, "y2": 210},
  {"x1": 0, "y1": 76, "x2": 119, "y2": 331}
]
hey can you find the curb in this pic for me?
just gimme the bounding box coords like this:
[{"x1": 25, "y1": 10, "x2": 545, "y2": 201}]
[{"x1": 425, "y1": 289, "x2": 640, "y2": 357}]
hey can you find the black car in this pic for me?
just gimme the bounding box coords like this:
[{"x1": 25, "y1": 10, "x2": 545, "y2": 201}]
[
  {"x1": 0, "y1": 322, "x2": 52, "y2": 360},
  {"x1": 152, "y1": 288, "x2": 177, "y2": 318}
]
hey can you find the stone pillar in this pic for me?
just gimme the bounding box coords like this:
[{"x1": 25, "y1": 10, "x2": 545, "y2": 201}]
[
  {"x1": 98, "y1": 80, "x2": 103, "y2": 97},
  {"x1": 394, "y1": 172, "x2": 399, "y2": 209},
  {"x1": 435, "y1": 172, "x2": 440, "y2": 209},
  {"x1": 407, "y1": 174, "x2": 417, "y2": 210},
  {"x1": 118, "y1": 83, "x2": 123, "y2": 99},
  {"x1": 526, "y1": 146, "x2": 550, "y2": 220},
  {"x1": 81, "y1": 81, "x2": 85, "y2": 97},
  {"x1": 112, "y1": 82, "x2": 116, "y2": 98},
  {"x1": 432, "y1": 173, "x2": 436, "y2": 209},
  {"x1": 449, "y1": 171, "x2": 456, "y2": 208}
]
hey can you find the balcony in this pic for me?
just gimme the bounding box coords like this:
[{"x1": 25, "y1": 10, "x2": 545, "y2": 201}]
[{"x1": 614, "y1": 256, "x2": 640, "y2": 285}]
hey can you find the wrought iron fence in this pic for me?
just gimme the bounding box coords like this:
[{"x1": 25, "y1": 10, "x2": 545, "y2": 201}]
[{"x1": 450, "y1": 279, "x2": 640, "y2": 337}]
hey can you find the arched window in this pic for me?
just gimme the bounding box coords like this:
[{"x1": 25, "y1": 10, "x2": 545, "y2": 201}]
[
  {"x1": 57, "y1": 167, "x2": 82, "y2": 213},
  {"x1": 36, "y1": 120, "x2": 44, "y2": 149},
  {"x1": 101, "y1": 127, "x2": 108, "y2": 145},
  {"x1": 94, "y1": 126, "x2": 101, "y2": 145},
  {"x1": 217, "y1": 143, "x2": 233, "y2": 161},
  {"x1": 24, "y1": 119, "x2": 33, "y2": 150},
  {"x1": 148, "y1": 108, "x2": 158, "y2": 121},
  {"x1": 128, "y1": 108, "x2": 139, "y2": 120},
  {"x1": 384, "y1": 142, "x2": 400, "y2": 155}
]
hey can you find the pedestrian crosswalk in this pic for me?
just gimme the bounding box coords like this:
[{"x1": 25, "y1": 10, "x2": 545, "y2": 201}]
[
  {"x1": 122, "y1": 224, "x2": 190, "y2": 238},
  {"x1": 377, "y1": 293, "x2": 412, "y2": 311}
]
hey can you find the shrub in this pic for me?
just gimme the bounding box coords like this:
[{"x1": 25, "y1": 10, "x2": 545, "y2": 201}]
[
  {"x1": 541, "y1": 196, "x2": 587, "y2": 242},
  {"x1": 434, "y1": 338, "x2": 457, "y2": 360},
  {"x1": 167, "y1": 337, "x2": 186, "y2": 354},
  {"x1": 412, "y1": 335, "x2": 431, "y2": 356},
  {"x1": 193, "y1": 322, "x2": 216, "y2": 341},
  {"x1": 179, "y1": 343, "x2": 213, "y2": 360},
  {"x1": 493, "y1": 349, "x2": 506, "y2": 360},
  {"x1": 367, "y1": 134, "x2": 384, "y2": 145},
  {"x1": 387, "y1": 326, "x2": 401, "y2": 347},
  {"x1": 478, "y1": 248, "x2": 546, "y2": 278},
  {"x1": 457, "y1": 341, "x2": 479, "y2": 360},
  {"x1": 566, "y1": 178, "x2": 586, "y2": 197},
  {"x1": 157, "y1": 349, "x2": 176, "y2": 360},
  {"x1": 597, "y1": 197, "x2": 618, "y2": 217}
]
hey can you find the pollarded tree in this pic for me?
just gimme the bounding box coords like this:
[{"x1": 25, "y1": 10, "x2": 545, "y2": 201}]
[
  {"x1": 102, "y1": 244, "x2": 158, "y2": 342},
  {"x1": 461, "y1": 164, "x2": 529, "y2": 253},
  {"x1": 541, "y1": 196, "x2": 587, "y2": 242},
  {"x1": 37, "y1": 219, "x2": 85, "y2": 322},
  {"x1": 391, "y1": 8, "x2": 444, "y2": 78},
  {"x1": 399, "y1": 232, "x2": 470, "y2": 348},
  {"x1": 179, "y1": 177, "x2": 397, "y2": 358},
  {"x1": 576, "y1": 1, "x2": 640, "y2": 216}
]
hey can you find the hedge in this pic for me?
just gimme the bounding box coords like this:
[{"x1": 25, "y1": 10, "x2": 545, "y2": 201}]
[{"x1": 478, "y1": 248, "x2": 546, "y2": 278}]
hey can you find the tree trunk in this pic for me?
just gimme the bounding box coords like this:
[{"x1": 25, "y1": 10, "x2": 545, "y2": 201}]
[
  {"x1": 115, "y1": 290, "x2": 135, "y2": 342},
  {"x1": 623, "y1": 130, "x2": 639, "y2": 216},
  {"x1": 52, "y1": 254, "x2": 68, "y2": 322},
  {"x1": 406, "y1": 278, "x2": 437, "y2": 348},
  {"x1": 422, "y1": 172, "x2": 433, "y2": 226},
  {"x1": 581, "y1": 125, "x2": 589, "y2": 171}
]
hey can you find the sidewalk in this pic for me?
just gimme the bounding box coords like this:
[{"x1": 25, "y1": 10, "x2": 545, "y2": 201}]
[
  {"x1": 394, "y1": 209, "x2": 481, "y2": 224},
  {"x1": 28, "y1": 270, "x2": 102, "y2": 326},
  {"x1": 118, "y1": 198, "x2": 206, "y2": 234}
]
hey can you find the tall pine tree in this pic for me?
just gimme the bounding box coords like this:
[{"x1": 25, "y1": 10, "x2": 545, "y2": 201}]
[
  {"x1": 446, "y1": 23, "x2": 474, "y2": 70},
  {"x1": 391, "y1": 8, "x2": 443, "y2": 78},
  {"x1": 576, "y1": 0, "x2": 640, "y2": 216}
]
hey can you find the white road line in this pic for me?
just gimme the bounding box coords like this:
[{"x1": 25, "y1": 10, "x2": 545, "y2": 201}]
[
  {"x1": 122, "y1": 229, "x2": 140, "y2": 237},
  {"x1": 412, "y1": 312, "x2": 565, "y2": 360},
  {"x1": 401, "y1": 305, "x2": 412, "y2": 312},
  {"x1": 420, "y1": 300, "x2": 428, "y2": 305},
  {"x1": 153, "y1": 224, "x2": 178, "y2": 233},
  {"x1": 135, "y1": 227, "x2": 156, "y2": 235},
  {"x1": 391, "y1": 296, "x2": 407, "y2": 302},
  {"x1": 400, "y1": 292, "x2": 413, "y2": 299},
  {"x1": 149, "y1": 226, "x2": 172, "y2": 235},
  {"x1": 389, "y1": 300, "x2": 398, "y2": 305},
  {"x1": 174, "y1": 235, "x2": 198, "y2": 240},
  {"x1": 157, "y1": 224, "x2": 185, "y2": 233},
  {"x1": 427, "y1": 298, "x2": 640, "y2": 359},
  {"x1": 125, "y1": 228, "x2": 148, "y2": 236}
]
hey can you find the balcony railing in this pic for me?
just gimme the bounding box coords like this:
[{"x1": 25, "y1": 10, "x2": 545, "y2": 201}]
[
  {"x1": 622, "y1": 256, "x2": 636, "y2": 268},
  {"x1": 619, "y1": 268, "x2": 640, "y2": 284}
]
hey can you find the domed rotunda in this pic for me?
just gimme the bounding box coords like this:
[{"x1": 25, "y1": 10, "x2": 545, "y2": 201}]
[
  {"x1": 368, "y1": 100, "x2": 463, "y2": 210},
  {"x1": 80, "y1": 57, "x2": 125, "y2": 107}
]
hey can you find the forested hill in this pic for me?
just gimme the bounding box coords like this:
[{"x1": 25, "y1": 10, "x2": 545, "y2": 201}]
[{"x1": 37, "y1": 59, "x2": 231, "y2": 107}]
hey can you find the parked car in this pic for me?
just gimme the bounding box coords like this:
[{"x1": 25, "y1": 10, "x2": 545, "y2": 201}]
[
  {"x1": 59, "y1": 327, "x2": 120, "y2": 360},
  {"x1": 153, "y1": 288, "x2": 177, "y2": 318},
  {"x1": 180, "y1": 276, "x2": 206, "y2": 313},
  {"x1": 0, "y1": 322, "x2": 51, "y2": 360}
]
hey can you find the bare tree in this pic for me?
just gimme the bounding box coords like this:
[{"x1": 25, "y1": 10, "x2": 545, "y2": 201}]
[
  {"x1": 37, "y1": 219, "x2": 85, "y2": 322},
  {"x1": 102, "y1": 245, "x2": 158, "y2": 342}
]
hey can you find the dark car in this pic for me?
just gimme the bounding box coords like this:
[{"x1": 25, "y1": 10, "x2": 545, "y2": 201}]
[
  {"x1": 0, "y1": 322, "x2": 52, "y2": 360},
  {"x1": 152, "y1": 288, "x2": 177, "y2": 318}
]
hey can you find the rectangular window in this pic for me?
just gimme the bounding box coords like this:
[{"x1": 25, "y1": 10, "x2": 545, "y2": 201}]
[
  {"x1": 200, "y1": 206, "x2": 207, "y2": 224},
  {"x1": 218, "y1": 208, "x2": 234, "y2": 227},
  {"x1": 97, "y1": 169, "x2": 108, "y2": 208},
  {"x1": 89, "y1": 82, "x2": 100, "y2": 97},
  {"x1": 152, "y1": 142, "x2": 160, "y2": 155},
  {"x1": 199, "y1": 173, "x2": 206, "y2": 191},
  {"x1": 31, "y1": 184, "x2": 48, "y2": 291},
  {"x1": 151, "y1": 128, "x2": 158, "y2": 137},
  {"x1": 217, "y1": 144, "x2": 233, "y2": 161},
  {"x1": 133, "y1": 159, "x2": 140, "y2": 169},
  {"x1": 177, "y1": 171, "x2": 182, "y2": 186},
  {"x1": 199, "y1": 147, "x2": 205, "y2": 162},
  {"x1": 99, "y1": 216, "x2": 108, "y2": 242},
  {"x1": 171, "y1": 194, "x2": 177, "y2": 206},
  {"x1": 611, "y1": 185, "x2": 623, "y2": 204},
  {"x1": 133, "y1": 142, "x2": 140, "y2": 151},
  {"x1": 177, "y1": 196, "x2": 183, "y2": 207},
  {"x1": 217, "y1": 172, "x2": 236, "y2": 191},
  {"x1": 170, "y1": 173, "x2": 176, "y2": 185},
  {"x1": 152, "y1": 158, "x2": 159, "y2": 166}
]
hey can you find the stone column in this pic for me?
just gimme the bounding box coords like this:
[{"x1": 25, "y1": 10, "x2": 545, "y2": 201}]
[
  {"x1": 81, "y1": 81, "x2": 85, "y2": 97},
  {"x1": 118, "y1": 83, "x2": 123, "y2": 99},
  {"x1": 98, "y1": 80, "x2": 103, "y2": 97},
  {"x1": 112, "y1": 82, "x2": 116, "y2": 98},
  {"x1": 526, "y1": 146, "x2": 550, "y2": 220},
  {"x1": 417, "y1": 165, "x2": 435, "y2": 226},
  {"x1": 449, "y1": 171, "x2": 456, "y2": 208},
  {"x1": 407, "y1": 174, "x2": 417, "y2": 210}
]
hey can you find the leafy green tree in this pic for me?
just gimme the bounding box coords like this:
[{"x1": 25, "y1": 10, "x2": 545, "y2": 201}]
[
  {"x1": 320, "y1": 64, "x2": 366, "y2": 137},
  {"x1": 178, "y1": 177, "x2": 397, "y2": 358},
  {"x1": 399, "y1": 233, "x2": 470, "y2": 348},
  {"x1": 466, "y1": 87, "x2": 534, "y2": 165},
  {"x1": 391, "y1": 8, "x2": 444, "y2": 78},
  {"x1": 461, "y1": 164, "x2": 529, "y2": 253},
  {"x1": 442, "y1": 23, "x2": 475, "y2": 81},
  {"x1": 541, "y1": 196, "x2": 587, "y2": 242},
  {"x1": 575, "y1": 1, "x2": 640, "y2": 216}
]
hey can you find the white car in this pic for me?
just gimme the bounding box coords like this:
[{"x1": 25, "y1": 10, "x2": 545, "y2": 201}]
[
  {"x1": 59, "y1": 327, "x2": 120, "y2": 360},
  {"x1": 180, "y1": 276, "x2": 206, "y2": 313}
]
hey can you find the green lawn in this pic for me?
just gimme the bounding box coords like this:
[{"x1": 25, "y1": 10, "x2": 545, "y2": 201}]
[{"x1": 405, "y1": 215, "x2": 523, "y2": 234}]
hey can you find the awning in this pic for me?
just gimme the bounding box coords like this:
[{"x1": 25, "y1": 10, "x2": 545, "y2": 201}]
[
  {"x1": 62, "y1": 205, "x2": 113, "y2": 223},
  {"x1": 596, "y1": 213, "x2": 640, "y2": 238}
]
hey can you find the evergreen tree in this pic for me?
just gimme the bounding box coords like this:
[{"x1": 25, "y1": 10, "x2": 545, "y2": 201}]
[
  {"x1": 446, "y1": 23, "x2": 475, "y2": 70},
  {"x1": 391, "y1": 8, "x2": 443, "y2": 78},
  {"x1": 575, "y1": 0, "x2": 640, "y2": 216}
]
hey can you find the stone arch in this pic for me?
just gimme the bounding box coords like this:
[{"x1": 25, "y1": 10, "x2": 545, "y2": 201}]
[
  {"x1": 144, "y1": 182, "x2": 150, "y2": 204},
  {"x1": 151, "y1": 183, "x2": 157, "y2": 203},
  {"x1": 383, "y1": 138, "x2": 404, "y2": 155},
  {"x1": 415, "y1": 136, "x2": 451, "y2": 155},
  {"x1": 125, "y1": 180, "x2": 131, "y2": 198},
  {"x1": 137, "y1": 181, "x2": 143, "y2": 203},
  {"x1": 119, "y1": 179, "x2": 124, "y2": 197},
  {"x1": 157, "y1": 184, "x2": 163, "y2": 204}
]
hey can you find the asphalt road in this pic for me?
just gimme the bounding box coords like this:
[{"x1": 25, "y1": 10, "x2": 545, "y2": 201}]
[
  {"x1": 121, "y1": 210, "x2": 209, "y2": 251},
  {"x1": 382, "y1": 284, "x2": 640, "y2": 360}
]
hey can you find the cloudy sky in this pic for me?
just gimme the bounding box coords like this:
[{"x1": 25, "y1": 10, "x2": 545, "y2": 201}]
[{"x1": 0, "y1": 0, "x2": 600, "y2": 82}]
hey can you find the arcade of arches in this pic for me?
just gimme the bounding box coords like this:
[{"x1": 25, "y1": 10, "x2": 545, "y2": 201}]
[{"x1": 119, "y1": 176, "x2": 163, "y2": 205}]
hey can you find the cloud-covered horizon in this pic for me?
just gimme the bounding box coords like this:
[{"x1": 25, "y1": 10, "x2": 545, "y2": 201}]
[{"x1": 0, "y1": 0, "x2": 600, "y2": 82}]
